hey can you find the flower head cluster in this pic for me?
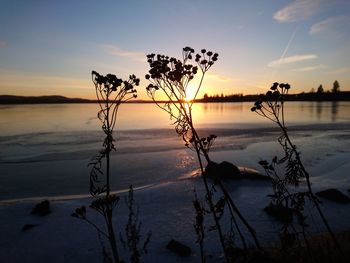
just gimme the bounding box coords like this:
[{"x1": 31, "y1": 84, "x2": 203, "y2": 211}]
[
  {"x1": 90, "y1": 194, "x2": 120, "y2": 215},
  {"x1": 189, "y1": 134, "x2": 217, "y2": 153},
  {"x1": 145, "y1": 50, "x2": 198, "y2": 84},
  {"x1": 251, "y1": 82, "x2": 291, "y2": 123},
  {"x1": 145, "y1": 47, "x2": 218, "y2": 101},
  {"x1": 144, "y1": 47, "x2": 218, "y2": 148},
  {"x1": 195, "y1": 48, "x2": 219, "y2": 72},
  {"x1": 89, "y1": 71, "x2": 139, "y2": 196},
  {"x1": 71, "y1": 206, "x2": 87, "y2": 219},
  {"x1": 92, "y1": 71, "x2": 139, "y2": 99}
]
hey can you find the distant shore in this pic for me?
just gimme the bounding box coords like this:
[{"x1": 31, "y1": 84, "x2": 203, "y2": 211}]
[
  {"x1": 198, "y1": 91, "x2": 350, "y2": 103},
  {"x1": 0, "y1": 95, "x2": 152, "y2": 104},
  {"x1": 1, "y1": 92, "x2": 350, "y2": 104}
]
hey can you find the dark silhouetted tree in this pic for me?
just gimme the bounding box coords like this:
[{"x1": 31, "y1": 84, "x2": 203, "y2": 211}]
[
  {"x1": 332, "y1": 80, "x2": 340, "y2": 93},
  {"x1": 317, "y1": 84, "x2": 324, "y2": 93}
]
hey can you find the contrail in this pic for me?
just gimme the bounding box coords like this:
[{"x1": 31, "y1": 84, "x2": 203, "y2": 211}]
[
  {"x1": 279, "y1": 29, "x2": 297, "y2": 65},
  {"x1": 269, "y1": 28, "x2": 298, "y2": 83}
]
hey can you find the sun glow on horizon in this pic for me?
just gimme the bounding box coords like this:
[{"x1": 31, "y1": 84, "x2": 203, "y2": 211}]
[
  {"x1": 184, "y1": 83, "x2": 200, "y2": 102},
  {"x1": 184, "y1": 97, "x2": 192, "y2": 102},
  {"x1": 1, "y1": 1, "x2": 349, "y2": 99}
]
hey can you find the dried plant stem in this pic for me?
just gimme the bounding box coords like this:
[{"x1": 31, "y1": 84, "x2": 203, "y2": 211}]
[
  {"x1": 194, "y1": 144, "x2": 229, "y2": 262},
  {"x1": 107, "y1": 207, "x2": 119, "y2": 263},
  {"x1": 279, "y1": 124, "x2": 342, "y2": 253},
  {"x1": 106, "y1": 103, "x2": 111, "y2": 196},
  {"x1": 193, "y1": 189, "x2": 206, "y2": 263},
  {"x1": 146, "y1": 48, "x2": 260, "y2": 262},
  {"x1": 102, "y1": 95, "x2": 119, "y2": 263},
  {"x1": 73, "y1": 72, "x2": 139, "y2": 263},
  {"x1": 188, "y1": 105, "x2": 255, "y2": 258},
  {"x1": 192, "y1": 127, "x2": 260, "y2": 249},
  {"x1": 252, "y1": 82, "x2": 344, "y2": 259}
]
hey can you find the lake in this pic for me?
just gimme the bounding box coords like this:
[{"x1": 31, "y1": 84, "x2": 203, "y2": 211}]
[
  {"x1": 1, "y1": 101, "x2": 350, "y2": 200},
  {"x1": 1, "y1": 101, "x2": 350, "y2": 135}
]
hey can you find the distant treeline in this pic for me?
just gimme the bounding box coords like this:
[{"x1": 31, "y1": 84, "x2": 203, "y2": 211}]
[
  {"x1": 197, "y1": 91, "x2": 350, "y2": 103},
  {"x1": 2, "y1": 92, "x2": 350, "y2": 104}
]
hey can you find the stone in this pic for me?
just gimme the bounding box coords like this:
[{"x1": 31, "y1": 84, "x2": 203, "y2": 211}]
[
  {"x1": 316, "y1": 189, "x2": 350, "y2": 204},
  {"x1": 204, "y1": 161, "x2": 240, "y2": 180},
  {"x1": 166, "y1": 239, "x2": 191, "y2": 257},
  {"x1": 31, "y1": 200, "x2": 51, "y2": 216},
  {"x1": 219, "y1": 161, "x2": 241, "y2": 179},
  {"x1": 205, "y1": 161, "x2": 270, "y2": 181}
]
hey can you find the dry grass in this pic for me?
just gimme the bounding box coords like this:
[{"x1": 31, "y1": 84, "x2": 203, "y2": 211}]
[{"x1": 230, "y1": 230, "x2": 350, "y2": 263}]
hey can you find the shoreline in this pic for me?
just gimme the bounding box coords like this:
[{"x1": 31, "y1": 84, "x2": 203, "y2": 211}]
[{"x1": 1, "y1": 93, "x2": 350, "y2": 104}]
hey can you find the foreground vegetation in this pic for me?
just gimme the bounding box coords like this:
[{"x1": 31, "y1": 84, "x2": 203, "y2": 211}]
[
  {"x1": 228, "y1": 230, "x2": 350, "y2": 263},
  {"x1": 66, "y1": 47, "x2": 350, "y2": 262}
]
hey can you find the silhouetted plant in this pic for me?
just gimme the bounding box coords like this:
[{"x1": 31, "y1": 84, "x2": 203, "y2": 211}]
[
  {"x1": 259, "y1": 158, "x2": 311, "y2": 252},
  {"x1": 145, "y1": 47, "x2": 259, "y2": 262},
  {"x1": 251, "y1": 82, "x2": 342, "y2": 254},
  {"x1": 89, "y1": 71, "x2": 138, "y2": 196},
  {"x1": 193, "y1": 188, "x2": 206, "y2": 263},
  {"x1": 120, "y1": 186, "x2": 151, "y2": 263},
  {"x1": 72, "y1": 71, "x2": 139, "y2": 263}
]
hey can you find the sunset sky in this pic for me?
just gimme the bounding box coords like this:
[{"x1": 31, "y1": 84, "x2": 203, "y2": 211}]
[{"x1": 0, "y1": 0, "x2": 349, "y2": 100}]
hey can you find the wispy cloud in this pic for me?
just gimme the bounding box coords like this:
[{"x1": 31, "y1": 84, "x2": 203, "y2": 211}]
[
  {"x1": 0, "y1": 41, "x2": 6, "y2": 48},
  {"x1": 100, "y1": 44, "x2": 146, "y2": 62},
  {"x1": 274, "y1": 0, "x2": 328, "y2": 23},
  {"x1": 292, "y1": 64, "x2": 327, "y2": 72},
  {"x1": 310, "y1": 16, "x2": 349, "y2": 35},
  {"x1": 327, "y1": 67, "x2": 350, "y2": 74},
  {"x1": 268, "y1": 54, "x2": 318, "y2": 67},
  {"x1": 207, "y1": 72, "x2": 231, "y2": 82}
]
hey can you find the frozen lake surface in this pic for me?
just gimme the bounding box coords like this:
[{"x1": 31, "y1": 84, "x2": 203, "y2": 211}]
[{"x1": 0, "y1": 102, "x2": 350, "y2": 200}]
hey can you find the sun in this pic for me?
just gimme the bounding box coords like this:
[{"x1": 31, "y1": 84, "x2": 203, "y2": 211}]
[
  {"x1": 184, "y1": 84, "x2": 198, "y2": 102},
  {"x1": 184, "y1": 96, "x2": 192, "y2": 102}
]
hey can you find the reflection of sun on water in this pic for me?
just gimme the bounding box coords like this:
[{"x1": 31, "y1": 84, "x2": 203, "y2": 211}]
[{"x1": 182, "y1": 83, "x2": 207, "y2": 122}]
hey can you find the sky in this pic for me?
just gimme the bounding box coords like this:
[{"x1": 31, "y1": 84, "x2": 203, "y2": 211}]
[{"x1": 0, "y1": 0, "x2": 350, "y2": 100}]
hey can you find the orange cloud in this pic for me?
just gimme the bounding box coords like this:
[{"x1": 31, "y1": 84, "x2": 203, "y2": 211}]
[{"x1": 206, "y1": 72, "x2": 231, "y2": 82}]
